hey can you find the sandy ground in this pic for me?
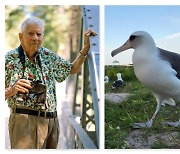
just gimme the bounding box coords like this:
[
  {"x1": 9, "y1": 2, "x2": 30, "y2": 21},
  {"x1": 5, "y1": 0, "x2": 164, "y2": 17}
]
[{"x1": 125, "y1": 130, "x2": 180, "y2": 149}]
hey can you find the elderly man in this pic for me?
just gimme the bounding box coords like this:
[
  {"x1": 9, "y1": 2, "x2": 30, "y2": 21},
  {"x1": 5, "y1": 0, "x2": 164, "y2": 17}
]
[{"x1": 5, "y1": 17, "x2": 96, "y2": 149}]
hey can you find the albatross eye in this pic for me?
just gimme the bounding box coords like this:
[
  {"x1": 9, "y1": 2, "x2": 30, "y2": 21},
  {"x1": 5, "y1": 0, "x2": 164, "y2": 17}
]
[{"x1": 129, "y1": 35, "x2": 136, "y2": 41}]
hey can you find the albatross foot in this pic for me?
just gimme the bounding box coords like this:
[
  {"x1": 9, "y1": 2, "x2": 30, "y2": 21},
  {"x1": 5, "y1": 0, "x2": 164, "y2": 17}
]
[
  {"x1": 131, "y1": 119, "x2": 153, "y2": 128},
  {"x1": 161, "y1": 121, "x2": 180, "y2": 127}
]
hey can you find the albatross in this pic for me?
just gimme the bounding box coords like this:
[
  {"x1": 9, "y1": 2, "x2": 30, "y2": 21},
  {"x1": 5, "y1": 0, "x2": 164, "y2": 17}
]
[
  {"x1": 112, "y1": 73, "x2": 124, "y2": 88},
  {"x1": 104, "y1": 76, "x2": 109, "y2": 83},
  {"x1": 111, "y1": 31, "x2": 180, "y2": 128}
]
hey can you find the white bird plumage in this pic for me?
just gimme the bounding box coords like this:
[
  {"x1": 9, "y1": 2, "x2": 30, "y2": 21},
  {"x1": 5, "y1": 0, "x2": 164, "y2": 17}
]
[
  {"x1": 112, "y1": 73, "x2": 124, "y2": 88},
  {"x1": 104, "y1": 76, "x2": 109, "y2": 83},
  {"x1": 111, "y1": 31, "x2": 180, "y2": 128}
]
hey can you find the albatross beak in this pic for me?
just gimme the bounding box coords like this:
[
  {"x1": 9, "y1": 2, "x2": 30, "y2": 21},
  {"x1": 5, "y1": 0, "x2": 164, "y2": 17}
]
[{"x1": 111, "y1": 39, "x2": 131, "y2": 57}]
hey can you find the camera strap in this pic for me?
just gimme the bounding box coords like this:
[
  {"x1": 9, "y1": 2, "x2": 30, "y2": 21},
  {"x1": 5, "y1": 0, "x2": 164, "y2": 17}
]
[
  {"x1": 18, "y1": 45, "x2": 25, "y2": 71},
  {"x1": 17, "y1": 45, "x2": 45, "y2": 84}
]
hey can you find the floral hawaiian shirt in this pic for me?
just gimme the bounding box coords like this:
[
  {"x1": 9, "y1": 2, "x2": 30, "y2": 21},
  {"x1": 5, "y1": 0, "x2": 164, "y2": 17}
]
[{"x1": 5, "y1": 46, "x2": 72, "y2": 112}]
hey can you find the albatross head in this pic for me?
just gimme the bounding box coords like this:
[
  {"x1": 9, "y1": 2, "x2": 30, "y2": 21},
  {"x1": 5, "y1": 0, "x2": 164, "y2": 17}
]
[{"x1": 111, "y1": 31, "x2": 156, "y2": 57}]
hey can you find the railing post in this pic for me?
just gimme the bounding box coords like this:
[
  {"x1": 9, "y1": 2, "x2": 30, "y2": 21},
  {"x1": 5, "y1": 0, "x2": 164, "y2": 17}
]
[{"x1": 81, "y1": 5, "x2": 100, "y2": 147}]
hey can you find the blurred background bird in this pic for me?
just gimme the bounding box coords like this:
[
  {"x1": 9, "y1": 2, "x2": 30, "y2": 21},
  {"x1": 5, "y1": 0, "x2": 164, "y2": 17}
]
[{"x1": 112, "y1": 73, "x2": 125, "y2": 89}]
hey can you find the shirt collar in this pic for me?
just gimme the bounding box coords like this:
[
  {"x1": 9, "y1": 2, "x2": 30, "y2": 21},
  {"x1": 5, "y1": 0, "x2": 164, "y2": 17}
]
[{"x1": 20, "y1": 46, "x2": 41, "y2": 63}]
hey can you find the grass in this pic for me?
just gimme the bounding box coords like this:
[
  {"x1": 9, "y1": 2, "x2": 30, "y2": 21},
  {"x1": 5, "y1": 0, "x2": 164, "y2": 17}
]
[
  {"x1": 151, "y1": 141, "x2": 170, "y2": 149},
  {"x1": 105, "y1": 65, "x2": 180, "y2": 149}
]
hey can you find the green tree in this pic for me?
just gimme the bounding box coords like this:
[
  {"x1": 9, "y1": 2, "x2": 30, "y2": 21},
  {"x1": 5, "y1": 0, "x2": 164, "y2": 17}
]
[{"x1": 5, "y1": 5, "x2": 25, "y2": 51}]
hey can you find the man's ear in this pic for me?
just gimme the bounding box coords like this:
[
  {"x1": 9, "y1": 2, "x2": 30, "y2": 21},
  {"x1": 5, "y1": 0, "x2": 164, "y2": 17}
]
[{"x1": 19, "y1": 33, "x2": 22, "y2": 42}]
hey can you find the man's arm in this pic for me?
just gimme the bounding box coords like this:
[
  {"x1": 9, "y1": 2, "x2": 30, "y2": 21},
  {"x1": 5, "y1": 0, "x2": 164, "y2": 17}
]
[{"x1": 70, "y1": 29, "x2": 96, "y2": 74}]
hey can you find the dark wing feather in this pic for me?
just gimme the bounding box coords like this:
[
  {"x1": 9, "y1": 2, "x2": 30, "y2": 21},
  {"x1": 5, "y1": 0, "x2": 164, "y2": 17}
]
[{"x1": 158, "y1": 47, "x2": 180, "y2": 80}]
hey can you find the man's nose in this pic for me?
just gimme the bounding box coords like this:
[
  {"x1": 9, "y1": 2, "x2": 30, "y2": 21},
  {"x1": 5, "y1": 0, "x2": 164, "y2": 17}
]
[{"x1": 33, "y1": 33, "x2": 39, "y2": 40}]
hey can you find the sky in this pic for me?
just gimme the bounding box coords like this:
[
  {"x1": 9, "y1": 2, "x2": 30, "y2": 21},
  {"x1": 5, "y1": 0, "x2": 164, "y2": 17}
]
[{"x1": 105, "y1": 5, "x2": 180, "y2": 65}]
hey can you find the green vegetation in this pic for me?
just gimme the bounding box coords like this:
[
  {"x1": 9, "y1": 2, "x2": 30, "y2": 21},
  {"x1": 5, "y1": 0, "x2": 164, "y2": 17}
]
[
  {"x1": 151, "y1": 141, "x2": 169, "y2": 149},
  {"x1": 105, "y1": 65, "x2": 180, "y2": 149}
]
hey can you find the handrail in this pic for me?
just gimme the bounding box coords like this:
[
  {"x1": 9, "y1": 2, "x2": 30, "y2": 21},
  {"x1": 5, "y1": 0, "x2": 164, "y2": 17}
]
[{"x1": 63, "y1": 105, "x2": 97, "y2": 149}]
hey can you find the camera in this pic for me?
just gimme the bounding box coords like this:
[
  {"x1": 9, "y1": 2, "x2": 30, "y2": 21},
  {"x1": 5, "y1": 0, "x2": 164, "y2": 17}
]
[
  {"x1": 17, "y1": 79, "x2": 47, "y2": 107},
  {"x1": 28, "y1": 79, "x2": 47, "y2": 105}
]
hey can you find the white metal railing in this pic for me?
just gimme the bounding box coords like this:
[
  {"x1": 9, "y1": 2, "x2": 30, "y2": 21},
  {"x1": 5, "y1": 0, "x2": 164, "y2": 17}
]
[
  {"x1": 62, "y1": 5, "x2": 99, "y2": 149},
  {"x1": 82, "y1": 5, "x2": 100, "y2": 146}
]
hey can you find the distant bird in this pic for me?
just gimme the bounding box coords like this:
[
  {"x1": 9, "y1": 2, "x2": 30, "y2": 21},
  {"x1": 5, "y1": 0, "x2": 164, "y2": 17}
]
[
  {"x1": 111, "y1": 31, "x2": 180, "y2": 128},
  {"x1": 112, "y1": 73, "x2": 124, "y2": 88},
  {"x1": 104, "y1": 76, "x2": 109, "y2": 83}
]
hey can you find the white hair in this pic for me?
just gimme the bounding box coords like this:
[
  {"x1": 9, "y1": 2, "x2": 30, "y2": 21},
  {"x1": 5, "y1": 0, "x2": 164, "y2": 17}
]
[{"x1": 20, "y1": 16, "x2": 45, "y2": 33}]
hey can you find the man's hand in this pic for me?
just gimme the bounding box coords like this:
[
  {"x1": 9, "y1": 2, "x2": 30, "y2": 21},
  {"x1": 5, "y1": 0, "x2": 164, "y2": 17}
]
[
  {"x1": 12, "y1": 79, "x2": 32, "y2": 94},
  {"x1": 5, "y1": 79, "x2": 32, "y2": 99},
  {"x1": 83, "y1": 29, "x2": 97, "y2": 55},
  {"x1": 70, "y1": 29, "x2": 97, "y2": 74}
]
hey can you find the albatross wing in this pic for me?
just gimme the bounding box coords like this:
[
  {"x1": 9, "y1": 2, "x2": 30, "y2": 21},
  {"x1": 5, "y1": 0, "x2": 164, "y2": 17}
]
[{"x1": 158, "y1": 47, "x2": 180, "y2": 80}]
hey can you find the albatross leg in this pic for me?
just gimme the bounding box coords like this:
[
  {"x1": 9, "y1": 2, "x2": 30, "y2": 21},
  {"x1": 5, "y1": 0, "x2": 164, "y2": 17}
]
[
  {"x1": 161, "y1": 120, "x2": 180, "y2": 127},
  {"x1": 131, "y1": 119, "x2": 153, "y2": 128},
  {"x1": 131, "y1": 101, "x2": 161, "y2": 128},
  {"x1": 161, "y1": 121, "x2": 180, "y2": 127}
]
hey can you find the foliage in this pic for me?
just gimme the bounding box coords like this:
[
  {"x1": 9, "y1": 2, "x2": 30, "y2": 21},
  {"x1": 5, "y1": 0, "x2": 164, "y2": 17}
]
[
  {"x1": 151, "y1": 141, "x2": 169, "y2": 149},
  {"x1": 105, "y1": 65, "x2": 139, "y2": 94},
  {"x1": 105, "y1": 65, "x2": 137, "y2": 82},
  {"x1": 5, "y1": 6, "x2": 25, "y2": 51}
]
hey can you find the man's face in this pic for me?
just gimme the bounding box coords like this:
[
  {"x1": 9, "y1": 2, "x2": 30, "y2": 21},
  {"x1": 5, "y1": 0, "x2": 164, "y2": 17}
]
[{"x1": 19, "y1": 24, "x2": 44, "y2": 56}]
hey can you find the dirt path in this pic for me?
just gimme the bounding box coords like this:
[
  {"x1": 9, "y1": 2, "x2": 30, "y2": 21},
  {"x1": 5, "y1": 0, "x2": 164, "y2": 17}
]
[{"x1": 125, "y1": 130, "x2": 180, "y2": 149}]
